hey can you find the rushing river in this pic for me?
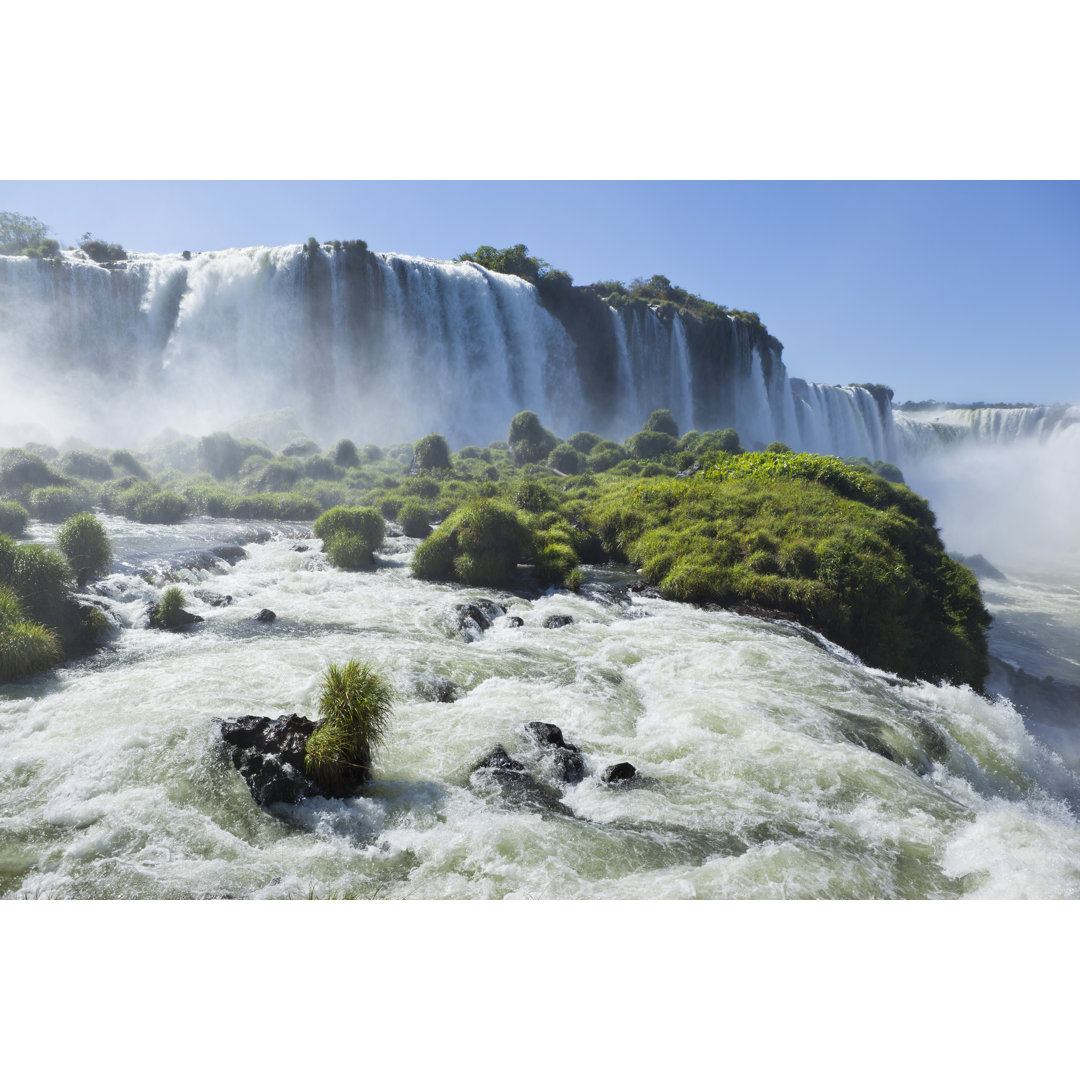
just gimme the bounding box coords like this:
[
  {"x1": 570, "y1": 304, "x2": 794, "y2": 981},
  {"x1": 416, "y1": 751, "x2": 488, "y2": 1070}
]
[{"x1": 3, "y1": 514, "x2": 1080, "y2": 900}]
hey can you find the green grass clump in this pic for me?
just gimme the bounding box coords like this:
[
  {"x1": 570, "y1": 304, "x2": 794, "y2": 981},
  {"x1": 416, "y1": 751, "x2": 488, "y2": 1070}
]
[
  {"x1": 28, "y1": 485, "x2": 91, "y2": 523},
  {"x1": 151, "y1": 586, "x2": 188, "y2": 629},
  {"x1": 398, "y1": 497, "x2": 432, "y2": 538},
  {"x1": 0, "y1": 535, "x2": 73, "y2": 626},
  {"x1": 313, "y1": 506, "x2": 386, "y2": 568},
  {"x1": 0, "y1": 501, "x2": 29, "y2": 537},
  {"x1": 305, "y1": 660, "x2": 393, "y2": 796},
  {"x1": 412, "y1": 498, "x2": 532, "y2": 586},
  {"x1": 412, "y1": 433, "x2": 451, "y2": 472},
  {"x1": 0, "y1": 612, "x2": 63, "y2": 681},
  {"x1": 56, "y1": 512, "x2": 112, "y2": 586}
]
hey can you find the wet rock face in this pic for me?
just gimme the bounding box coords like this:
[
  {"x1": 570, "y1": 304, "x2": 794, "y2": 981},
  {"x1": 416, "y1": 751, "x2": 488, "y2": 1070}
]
[
  {"x1": 470, "y1": 745, "x2": 574, "y2": 817},
  {"x1": 601, "y1": 762, "x2": 637, "y2": 784},
  {"x1": 217, "y1": 713, "x2": 321, "y2": 806},
  {"x1": 211, "y1": 545, "x2": 247, "y2": 565},
  {"x1": 194, "y1": 589, "x2": 232, "y2": 607},
  {"x1": 448, "y1": 599, "x2": 507, "y2": 641},
  {"x1": 542, "y1": 614, "x2": 574, "y2": 629},
  {"x1": 254, "y1": 609, "x2": 277, "y2": 622},
  {"x1": 526, "y1": 722, "x2": 586, "y2": 784}
]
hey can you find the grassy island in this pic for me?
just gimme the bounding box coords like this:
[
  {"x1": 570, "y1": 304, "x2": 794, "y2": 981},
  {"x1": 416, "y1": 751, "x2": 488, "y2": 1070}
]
[{"x1": 0, "y1": 410, "x2": 990, "y2": 689}]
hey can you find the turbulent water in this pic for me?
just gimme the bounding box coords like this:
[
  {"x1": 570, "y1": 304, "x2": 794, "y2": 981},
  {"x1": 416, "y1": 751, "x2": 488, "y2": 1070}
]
[{"x1": 3, "y1": 515, "x2": 1080, "y2": 899}]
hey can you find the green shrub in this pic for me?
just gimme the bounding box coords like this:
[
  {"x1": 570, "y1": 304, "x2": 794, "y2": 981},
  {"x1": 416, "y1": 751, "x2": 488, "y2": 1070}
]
[
  {"x1": 764, "y1": 442, "x2": 792, "y2": 454},
  {"x1": 132, "y1": 491, "x2": 188, "y2": 524},
  {"x1": 331, "y1": 439, "x2": 360, "y2": 468},
  {"x1": 28, "y1": 486, "x2": 90, "y2": 523},
  {"x1": 643, "y1": 409, "x2": 679, "y2": 439},
  {"x1": 0, "y1": 536, "x2": 73, "y2": 626},
  {"x1": 412, "y1": 499, "x2": 531, "y2": 586},
  {"x1": 56, "y1": 512, "x2": 112, "y2": 586},
  {"x1": 566, "y1": 433, "x2": 602, "y2": 456},
  {"x1": 0, "y1": 449, "x2": 66, "y2": 490},
  {"x1": 313, "y1": 506, "x2": 385, "y2": 567},
  {"x1": 514, "y1": 477, "x2": 556, "y2": 513},
  {"x1": 79, "y1": 234, "x2": 126, "y2": 262},
  {"x1": 58, "y1": 450, "x2": 113, "y2": 481},
  {"x1": 625, "y1": 430, "x2": 678, "y2": 459},
  {"x1": 197, "y1": 432, "x2": 247, "y2": 479},
  {"x1": 0, "y1": 501, "x2": 29, "y2": 537},
  {"x1": 399, "y1": 498, "x2": 432, "y2": 538},
  {"x1": 587, "y1": 441, "x2": 628, "y2": 471},
  {"x1": 0, "y1": 612, "x2": 63, "y2": 681},
  {"x1": 547, "y1": 443, "x2": 587, "y2": 474},
  {"x1": 508, "y1": 411, "x2": 559, "y2": 465},
  {"x1": 108, "y1": 450, "x2": 150, "y2": 479},
  {"x1": 305, "y1": 660, "x2": 393, "y2": 796},
  {"x1": 413, "y1": 433, "x2": 451, "y2": 472},
  {"x1": 281, "y1": 438, "x2": 321, "y2": 458},
  {"x1": 151, "y1": 586, "x2": 190, "y2": 629}
]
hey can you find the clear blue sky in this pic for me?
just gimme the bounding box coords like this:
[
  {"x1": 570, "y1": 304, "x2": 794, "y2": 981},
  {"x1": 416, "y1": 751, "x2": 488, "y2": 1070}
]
[{"x1": 3, "y1": 179, "x2": 1075, "y2": 405}]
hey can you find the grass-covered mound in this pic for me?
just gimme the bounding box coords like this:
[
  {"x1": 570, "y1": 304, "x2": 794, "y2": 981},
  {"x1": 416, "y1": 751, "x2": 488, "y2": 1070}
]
[
  {"x1": 0, "y1": 584, "x2": 63, "y2": 681},
  {"x1": 313, "y1": 506, "x2": 386, "y2": 568},
  {"x1": 305, "y1": 660, "x2": 392, "y2": 796},
  {"x1": 412, "y1": 499, "x2": 532, "y2": 586},
  {"x1": 56, "y1": 512, "x2": 112, "y2": 586},
  {"x1": 585, "y1": 451, "x2": 989, "y2": 688}
]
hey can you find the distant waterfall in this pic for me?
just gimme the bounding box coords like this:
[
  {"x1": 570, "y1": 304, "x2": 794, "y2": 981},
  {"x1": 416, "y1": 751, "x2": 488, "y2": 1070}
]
[{"x1": 1, "y1": 243, "x2": 907, "y2": 459}]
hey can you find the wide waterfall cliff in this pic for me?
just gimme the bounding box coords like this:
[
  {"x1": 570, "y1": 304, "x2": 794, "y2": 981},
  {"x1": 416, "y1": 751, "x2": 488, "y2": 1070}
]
[{"x1": 1, "y1": 242, "x2": 896, "y2": 455}]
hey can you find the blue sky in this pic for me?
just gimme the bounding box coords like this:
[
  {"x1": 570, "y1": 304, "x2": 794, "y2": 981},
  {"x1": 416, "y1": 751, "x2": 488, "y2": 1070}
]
[{"x1": 3, "y1": 179, "x2": 1076, "y2": 405}]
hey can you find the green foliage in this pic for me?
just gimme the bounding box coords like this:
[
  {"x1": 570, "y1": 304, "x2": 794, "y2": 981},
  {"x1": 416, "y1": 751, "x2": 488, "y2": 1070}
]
[
  {"x1": 58, "y1": 450, "x2": 113, "y2": 481},
  {"x1": 581, "y1": 455, "x2": 988, "y2": 687},
  {"x1": 0, "y1": 211, "x2": 51, "y2": 256},
  {"x1": 56, "y1": 513, "x2": 112, "y2": 586},
  {"x1": 514, "y1": 477, "x2": 556, "y2": 513},
  {"x1": 764, "y1": 442, "x2": 792, "y2": 454},
  {"x1": 0, "y1": 589, "x2": 63, "y2": 681},
  {"x1": 508, "y1": 410, "x2": 559, "y2": 465},
  {"x1": 587, "y1": 440, "x2": 628, "y2": 472},
  {"x1": 0, "y1": 501, "x2": 29, "y2": 537},
  {"x1": 625, "y1": 430, "x2": 678, "y2": 460},
  {"x1": 331, "y1": 438, "x2": 360, "y2": 468},
  {"x1": 547, "y1": 443, "x2": 587, "y2": 475},
  {"x1": 197, "y1": 432, "x2": 248, "y2": 479},
  {"x1": 413, "y1": 433, "x2": 451, "y2": 472},
  {"x1": 412, "y1": 499, "x2": 531, "y2": 586},
  {"x1": 108, "y1": 450, "x2": 149, "y2": 479},
  {"x1": 399, "y1": 497, "x2": 432, "y2": 538},
  {"x1": 79, "y1": 233, "x2": 126, "y2": 262},
  {"x1": 314, "y1": 506, "x2": 385, "y2": 567},
  {"x1": 0, "y1": 535, "x2": 73, "y2": 627},
  {"x1": 567, "y1": 431, "x2": 602, "y2": 454},
  {"x1": 151, "y1": 586, "x2": 189, "y2": 629},
  {"x1": 29, "y1": 486, "x2": 91, "y2": 522},
  {"x1": 281, "y1": 438, "x2": 320, "y2": 458},
  {"x1": 456, "y1": 244, "x2": 573, "y2": 301},
  {"x1": 305, "y1": 660, "x2": 393, "y2": 795},
  {"x1": 1, "y1": 449, "x2": 66, "y2": 490},
  {"x1": 643, "y1": 409, "x2": 679, "y2": 439}
]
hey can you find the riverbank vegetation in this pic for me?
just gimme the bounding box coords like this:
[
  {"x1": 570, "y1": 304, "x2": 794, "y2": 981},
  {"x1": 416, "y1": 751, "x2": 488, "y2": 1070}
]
[{"x1": 0, "y1": 406, "x2": 990, "y2": 687}]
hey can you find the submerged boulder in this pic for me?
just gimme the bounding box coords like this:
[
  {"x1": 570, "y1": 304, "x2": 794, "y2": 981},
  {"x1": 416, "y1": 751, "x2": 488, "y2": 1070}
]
[
  {"x1": 445, "y1": 599, "x2": 507, "y2": 641},
  {"x1": 601, "y1": 762, "x2": 637, "y2": 784},
  {"x1": 526, "y1": 721, "x2": 586, "y2": 784},
  {"x1": 542, "y1": 614, "x2": 574, "y2": 629},
  {"x1": 470, "y1": 744, "x2": 573, "y2": 817},
  {"x1": 254, "y1": 608, "x2": 277, "y2": 622}
]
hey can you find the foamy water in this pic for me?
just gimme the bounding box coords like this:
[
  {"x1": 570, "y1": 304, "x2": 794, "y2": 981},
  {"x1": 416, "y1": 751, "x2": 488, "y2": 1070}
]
[{"x1": 3, "y1": 516, "x2": 1079, "y2": 899}]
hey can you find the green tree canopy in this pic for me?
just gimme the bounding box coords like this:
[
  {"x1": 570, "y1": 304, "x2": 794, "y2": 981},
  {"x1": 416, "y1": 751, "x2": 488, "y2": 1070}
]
[{"x1": 0, "y1": 211, "x2": 50, "y2": 255}]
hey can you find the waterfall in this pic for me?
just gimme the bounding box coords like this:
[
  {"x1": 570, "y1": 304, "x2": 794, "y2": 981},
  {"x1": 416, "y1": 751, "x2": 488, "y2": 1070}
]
[{"x1": 0, "y1": 244, "x2": 952, "y2": 465}]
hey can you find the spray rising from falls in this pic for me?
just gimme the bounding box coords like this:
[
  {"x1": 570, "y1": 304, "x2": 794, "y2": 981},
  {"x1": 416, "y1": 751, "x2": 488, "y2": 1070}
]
[{"x1": 1, "y1": 244, "x2": 898, "y2": 457}]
